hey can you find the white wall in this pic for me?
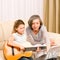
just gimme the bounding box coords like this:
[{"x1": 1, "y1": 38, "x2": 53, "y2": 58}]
[{"x1": 0, "y1": 0, "x2": 43, "y2": 21}]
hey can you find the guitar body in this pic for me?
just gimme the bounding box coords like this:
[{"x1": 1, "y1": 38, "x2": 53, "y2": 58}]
[{"x1": 3, "y1": 41, "x2": 32, "y2": 60}]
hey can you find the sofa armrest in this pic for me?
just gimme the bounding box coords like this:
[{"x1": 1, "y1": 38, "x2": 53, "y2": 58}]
[
  {"x1": 48, "y1": 32, "x2": 60, "y2": 46},
  {"x1": 0, "y1": 41, "x2": 5, "y2": 50}
]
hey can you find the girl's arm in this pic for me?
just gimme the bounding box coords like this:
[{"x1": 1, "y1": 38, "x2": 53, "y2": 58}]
[{"x1": 7, "y1": 35, "x2": 24, "y2": 50}]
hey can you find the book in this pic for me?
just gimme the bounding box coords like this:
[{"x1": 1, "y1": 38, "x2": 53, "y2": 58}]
[{"x1": 25, "y1": 44, "x2": 47, "y2": 51}]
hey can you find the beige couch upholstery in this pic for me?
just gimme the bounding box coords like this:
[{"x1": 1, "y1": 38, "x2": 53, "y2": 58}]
[{"x1": 0, "y1": 20, "x2": 60, "y2": 60}]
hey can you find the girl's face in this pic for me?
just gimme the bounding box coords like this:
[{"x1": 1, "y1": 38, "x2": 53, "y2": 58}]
[
  {"x1": 16, "y1": 24, "x2": 25, "y2": 35},
  {"x1": 32, "y1": 19, "x2": 40, "y2": 31}
]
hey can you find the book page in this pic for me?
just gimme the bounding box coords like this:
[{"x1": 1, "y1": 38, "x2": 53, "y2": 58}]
[{"x1": 33, "y1": 44, "x2": 47, "y2": 47}]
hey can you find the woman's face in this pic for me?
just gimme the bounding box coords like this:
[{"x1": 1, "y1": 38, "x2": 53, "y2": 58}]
[
  {"x1": 16, "y1": 24, "x2": 25, "y2": 35},
  {"x1": 32, "y1": 19, "x2": 40, "y2": 31}
]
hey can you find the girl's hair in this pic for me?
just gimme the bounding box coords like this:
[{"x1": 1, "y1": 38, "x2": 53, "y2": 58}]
[
  {"x1": 28, "y1": 15, "x2": 43, "y2": 29},
  {"x1": 12, "y1": 19, "x2": 25, "y2": 33}
]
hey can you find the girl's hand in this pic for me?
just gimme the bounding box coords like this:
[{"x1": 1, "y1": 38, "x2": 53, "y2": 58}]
[{"x1": 20, "y1": 46, "x2": 25, "y2": 50}]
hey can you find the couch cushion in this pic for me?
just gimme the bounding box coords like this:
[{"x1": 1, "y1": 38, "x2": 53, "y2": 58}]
[
  {"x1": 0, "y1": 41, "x2": 5, "y2": 50},
  {"x1": 1, "y1": 20, "x2": 15, "y2": 41},
  {"x1": 48, "y1": 32, "x2": 60, "y2": 46},
  {"x1": 0, "y1": 22, "x2": 5, "y2": 50},
  {"x1": 0, "y1": 50, "x2": 5, "y2": 60}
]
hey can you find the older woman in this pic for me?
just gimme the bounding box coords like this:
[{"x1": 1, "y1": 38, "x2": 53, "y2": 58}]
[{"x1": 26, "y1": 15, "x2": 50, "y2": 60}]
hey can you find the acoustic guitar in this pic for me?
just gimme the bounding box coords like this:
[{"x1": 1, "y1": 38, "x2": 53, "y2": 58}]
[{"x1": 3, "y1": 41, "x2": 46, "y2": 60}]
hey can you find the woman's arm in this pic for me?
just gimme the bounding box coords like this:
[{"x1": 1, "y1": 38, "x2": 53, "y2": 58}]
[{"x1": 41, "y1": 25, "x2": 51, "y2": 51}]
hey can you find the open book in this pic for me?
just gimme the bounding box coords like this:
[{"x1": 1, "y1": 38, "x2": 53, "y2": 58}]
[{"x1": 24, "y1": 44, "x2": 47, "y2": 51}]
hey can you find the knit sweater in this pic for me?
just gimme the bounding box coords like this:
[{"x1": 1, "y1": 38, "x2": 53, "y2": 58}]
[{"x1": 26, "y1": 25, "x2": 49, "y2": 45}]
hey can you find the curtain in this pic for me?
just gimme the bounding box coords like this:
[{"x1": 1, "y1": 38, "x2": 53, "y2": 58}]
[
  {"x1": 0, "y1": 0, "x2": 43, "y2": 21},
  {"x1": 43, "y1": 0, "x2": 60, "y2": 33}
]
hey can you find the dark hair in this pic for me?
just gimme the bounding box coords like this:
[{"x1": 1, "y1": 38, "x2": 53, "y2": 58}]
[
  {"x1": 28, "y1": 15, "x2": 43, "y2": 29},
  {"x1": 12, "y1": 19, "x2": 25, "y2": 33}
]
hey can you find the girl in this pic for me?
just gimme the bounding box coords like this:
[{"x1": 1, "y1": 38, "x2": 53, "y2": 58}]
[
  {"x1": 8, "y1": 19, "x2": 33, "y2": 60},
  {"x1": 26, "y1": 15, "x2": 50, "y2": 60}
]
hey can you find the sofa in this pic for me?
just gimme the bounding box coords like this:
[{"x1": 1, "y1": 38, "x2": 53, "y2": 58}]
[{"x1": 0, "y1": 20, "x2": 60, "y2": 60}]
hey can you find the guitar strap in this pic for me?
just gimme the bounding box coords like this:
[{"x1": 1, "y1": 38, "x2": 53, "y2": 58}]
[{"x1": 12, "y1": 46, "x2": 14, "y2": 56}]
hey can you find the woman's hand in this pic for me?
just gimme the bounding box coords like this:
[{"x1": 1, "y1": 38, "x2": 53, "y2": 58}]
[
  {"x1": 36, "y1": 47, "x2": 41, "y2": 52},
  {"x1": 50, "y1": 39, "x2": 56, "y2": 46}
]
